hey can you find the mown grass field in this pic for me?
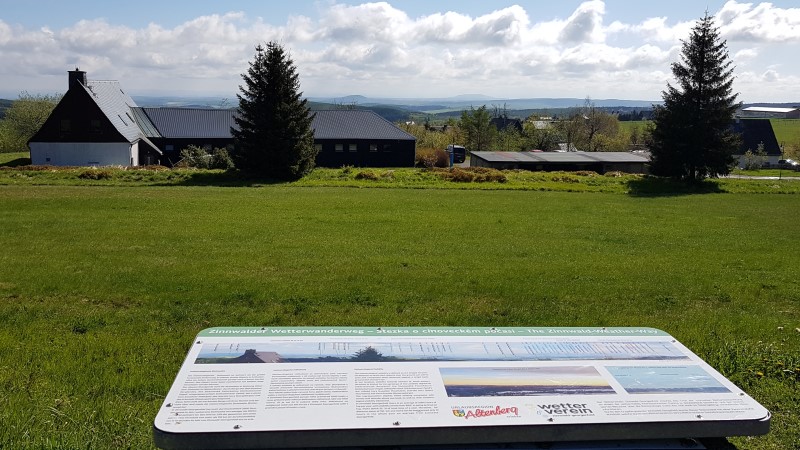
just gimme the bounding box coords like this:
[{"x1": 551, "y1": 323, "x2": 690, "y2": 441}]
[
  {"x1": 770, "y1": 119, "x2": 800, "y2": 149},
  {"x1": 0, "y1": 176, "x2": 798, "y2": 449}
]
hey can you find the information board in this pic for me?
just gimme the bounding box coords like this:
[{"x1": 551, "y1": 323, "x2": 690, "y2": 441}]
[{"x1": 153, "y1": 327, "x2": 769, "y2": 449}]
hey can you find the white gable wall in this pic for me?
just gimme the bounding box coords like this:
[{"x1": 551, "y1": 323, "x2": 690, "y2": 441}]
[{"x1": 30, "y1": 142, "x2": 136, "y2": 166}]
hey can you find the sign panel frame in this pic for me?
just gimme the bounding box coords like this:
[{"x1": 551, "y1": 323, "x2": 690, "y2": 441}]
[{"x1": 153, "y1": 327, "x2": 769, "y2": 449}]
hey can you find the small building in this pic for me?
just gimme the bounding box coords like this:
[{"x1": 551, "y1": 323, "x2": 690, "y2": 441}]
[
  {"x1": 29, "y1": 69, "x2": 162, "y2": 166},
  {"x1": 470, "y1": 151, "x2": 649, "y2": 174},
  {"x1": 490, "y1": 117, "x2": 523, "y2": 133},
  {"x1": 738, "y1": 107, "x2": 800, "y2": 119}
]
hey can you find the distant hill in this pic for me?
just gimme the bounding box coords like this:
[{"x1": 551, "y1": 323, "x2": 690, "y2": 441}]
[
  {"x1": 308, "y1": 101, "x2": 413, "y2": 122},
  {"x1": 307, "y1": 95, "x2": 661, "y2": 111}
]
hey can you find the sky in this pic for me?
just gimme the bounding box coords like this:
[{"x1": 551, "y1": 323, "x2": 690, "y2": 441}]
[{"x1": 1, "y1": 1, "x2": 799, "y2": 102}]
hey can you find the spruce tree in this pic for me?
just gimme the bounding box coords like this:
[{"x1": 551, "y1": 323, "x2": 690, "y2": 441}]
[
  {"x1": 649, "y1": 13, "x2": 740, "y2": 181},
  {"x1": 232, "y1": 42, "x2": 317, "y2": 180}
]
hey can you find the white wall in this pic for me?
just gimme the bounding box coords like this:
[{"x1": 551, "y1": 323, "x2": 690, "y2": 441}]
[
  {"x1": 29, "y1": 142, "x2": 135, "y2": 166},
  {"x1": 735, "y1": 154, "x2": 782, "y2": 169}
]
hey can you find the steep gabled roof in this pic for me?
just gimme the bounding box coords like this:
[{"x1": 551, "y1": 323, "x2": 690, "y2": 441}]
[
  {"x1": 310, "y1": 110, "x2": 416, "y2": 141},
  {"x1": 80, "y1": 80, "x2": 161, "y2": 153},
  {"x1": 82, "y1": 81, "x2": 143, "y2": 143},
  {"x1": 733, "y1": 119, "x2": 781, "y2": 156},
  {"x1": 135, "y1": 107, "x2": 238, "y2": 139}
]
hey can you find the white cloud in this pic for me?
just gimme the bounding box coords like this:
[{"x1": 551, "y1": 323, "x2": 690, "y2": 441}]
[
  {"x1": 628, "y1": 17, "x2": 694, "y2": 44},
  {"x1": 733, "y1": 48, "x2": 758, "y2": 60},
  {"x1": 762, "y1": 69, "x2": 779, "y2": 82},
  {"x1": 717, "y1": 0, "x2": 800, "y2": 42},
  {"x1": 0, "y1": 2, "x2": 798, "y2": 101},
  {"x1": 559, "y1": 0, "x2": 606, "y2": 44}
]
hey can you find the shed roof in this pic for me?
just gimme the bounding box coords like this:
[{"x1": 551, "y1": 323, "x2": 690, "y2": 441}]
[
  {"x1": 742, "y1": 106, "x2": 798, "y2": 113},
  {"x1": 311, "y1": 110, "x2": 416, "y2": 141},
  {"x1": 471, "y1": 151, "x2": 649, "y2": 164}
]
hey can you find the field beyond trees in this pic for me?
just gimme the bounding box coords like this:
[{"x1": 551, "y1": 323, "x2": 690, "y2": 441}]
[{"x1": 0, "y1": 182, "x2": 798, "y2": 449}]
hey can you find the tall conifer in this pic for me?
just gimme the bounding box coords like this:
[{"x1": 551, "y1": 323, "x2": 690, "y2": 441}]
[
  {"x1": 649, "y1": 13, "x2": 740, "y2": 181},
  {"x1": 232, "y1": 42, "x2": 316, "y2": 180}
]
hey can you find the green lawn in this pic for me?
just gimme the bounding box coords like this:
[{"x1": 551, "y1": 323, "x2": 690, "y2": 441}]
[
  {"x1": 770, "y1": 119, "x2": 800, "y2": 148},
  {"x1": 1, "y1": 184, "x2": 799, "y2": 449},
  {"x1": 0, "y1": 151, "x2": 30, "y2": 166}
]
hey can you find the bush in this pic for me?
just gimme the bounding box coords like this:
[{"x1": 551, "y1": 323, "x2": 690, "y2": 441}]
[
  {"x1": 742, "y1": 143, "x2": 768, "y2": 170},
  {"x1": 354, "y1": 170, "x2": 379, "y2": 180},
  {"x1": 435, "y1": 167, "x2": 507, "y2": 183},
  {"x1": 177, "y1": 145, "x2": 234, "y2": 170},
  {"x1": 78, "y1": 169, "x2": 113, "y2": 180},
  {"x1": 210, "y1": 147, "x2": 235, "y2": 170},
  {"x1": 415, "y1": 148, "x2": 450, "y2": 168}
]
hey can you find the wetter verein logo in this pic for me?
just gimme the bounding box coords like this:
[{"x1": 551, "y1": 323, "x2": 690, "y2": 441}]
[{"x1": 454, "y1": 406, "x2": 519, "y2": 419}]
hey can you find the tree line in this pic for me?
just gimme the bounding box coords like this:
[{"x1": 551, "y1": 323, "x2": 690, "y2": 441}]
[{"x1": 406, "y1": 99, "x2": 648, "y2": 157}]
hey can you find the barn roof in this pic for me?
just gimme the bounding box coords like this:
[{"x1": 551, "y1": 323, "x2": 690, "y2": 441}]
[
  {"x1": 310, "y1": 110, "x2": 416, "y2": 141},
  {"x1": 134, "y1": 107, "x2": 237, "y2": 139},
  {"x1": 130, "y1": 108, "x2": 415, "y2": 142}
]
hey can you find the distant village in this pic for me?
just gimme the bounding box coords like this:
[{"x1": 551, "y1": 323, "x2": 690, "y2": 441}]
[{"x1": 20, "y1": 69, "x2": 800, "y2": 174}]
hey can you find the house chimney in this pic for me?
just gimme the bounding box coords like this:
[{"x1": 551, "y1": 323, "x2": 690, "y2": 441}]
[{"x1": 68, "y1": 68, "x2": 87, "y2": 90}]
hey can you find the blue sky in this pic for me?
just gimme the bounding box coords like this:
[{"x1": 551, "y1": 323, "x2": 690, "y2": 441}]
[{"x1": 2, "y1": 1, "x2": 799, "y2": 102}]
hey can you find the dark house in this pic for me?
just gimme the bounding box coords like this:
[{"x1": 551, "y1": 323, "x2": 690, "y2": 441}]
[
  {"x1": 131, "y1": 107, "x2": 237, "y2": 165},
  {"x1": 490, "y1": 117, "x2": 523, "y2": 133},
  {"x1": 30, "y1": 70, "x2": 417, "y2": 168},
  {"x1": 311, "y1": 110, "x2": 416, "y2": 167},
  {"x1": 29, "y1": 69, "x2": 162, "y2": 166}
]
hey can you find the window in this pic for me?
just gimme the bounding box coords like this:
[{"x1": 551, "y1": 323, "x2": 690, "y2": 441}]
[
  {"x1": 335, "y1": 144, "x2": 344, "y2": 152},
  {"x1": 60, "y1": 119, "x2": 71, "y2": 132},
  {"x1": 90, "y1": 119, "x2": 101, "y2": 133},
  {"x1": 383, "y1": 143, "x2": 392, "y2": 152},
  {"x1": 369, "y1": 144, "x2": 378, "y2": 152},
  {"x1": 315, "y1": 144, "x2": 322, "y2": 153},
  {"x1": 349, "y1": 144, "x2": 357, "y2": 152}
]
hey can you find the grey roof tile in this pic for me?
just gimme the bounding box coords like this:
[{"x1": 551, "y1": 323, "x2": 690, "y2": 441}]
[
  {"x1": 138, "y1": 107, "x2": 238, "y2": 139},
  {"x1": 83, "y1": 81, "x2": 143, "y2": 143},
  {"x1": 310, "y1": 110, "x2": 416, "y2": 141}
]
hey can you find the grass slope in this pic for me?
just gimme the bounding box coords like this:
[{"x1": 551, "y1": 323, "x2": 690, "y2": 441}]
[{"x1": 0, "y1": 185, "x2": 798, "y2": 449}]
